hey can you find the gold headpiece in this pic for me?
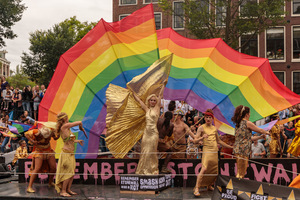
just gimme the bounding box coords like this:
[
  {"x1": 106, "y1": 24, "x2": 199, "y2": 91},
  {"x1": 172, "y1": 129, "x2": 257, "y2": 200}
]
[{"x1": 57, "y1": 113, "x2": 67, "y2": 121}]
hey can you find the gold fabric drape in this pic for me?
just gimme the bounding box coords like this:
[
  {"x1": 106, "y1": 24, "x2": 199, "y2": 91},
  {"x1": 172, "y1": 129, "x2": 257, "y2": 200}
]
[{"x1": 105, "y1": 54, "x2": 172, "y2": 158}]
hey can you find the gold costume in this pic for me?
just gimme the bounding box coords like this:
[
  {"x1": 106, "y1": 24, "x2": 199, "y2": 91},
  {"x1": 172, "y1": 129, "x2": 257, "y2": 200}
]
[
  {"x1": 199, "y1": 124, "x2": 218, "y2": 187},
  {"x1": 269, "y1": 124, "x2": 280, "y2": 155},
  {"x1": 105, "y1": 55, "x2": 172, "y2": 158},
  {"x1": 135, "y1": 108, "x2": 159, "y2": 175},
  {"x1": 288, "y1": 121, "x2": 300, "y2": 157},
  {"x1": 55, "y1": 133, "x2": 76, "y2": 193},
  {"x1": 12, "y1": 146, "x2": 28, "y2": 166}
]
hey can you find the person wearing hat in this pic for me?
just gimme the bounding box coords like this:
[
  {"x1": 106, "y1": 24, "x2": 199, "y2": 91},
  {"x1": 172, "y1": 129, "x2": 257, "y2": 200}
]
[
  {"x1": 25, "y1": 126, "x2": 60, "y2": 193},
  {"x1": 172, "y1": 109, "x2": 196, "y2": 159},
  {"x1": 269, "y1": 114, "x2": 283, "y2": 158},
  {"x1": 193, "y1": 109, "x2": 233, "y2": 197}
]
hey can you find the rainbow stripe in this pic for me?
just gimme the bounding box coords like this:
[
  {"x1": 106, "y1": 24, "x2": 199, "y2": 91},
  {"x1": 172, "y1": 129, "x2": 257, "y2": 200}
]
[
  {"x1": 157, "y1": 28, "x2": 300, "y2": 126},
  {"x1": 11, "y1": 122, "x2": 32, "y2": 134},
  {"x1": 277, "y1": 115, "x2": 300, "y2": 125},
  {"x1": 39, "y1": 5, "x2": 159, "y2": 158}
]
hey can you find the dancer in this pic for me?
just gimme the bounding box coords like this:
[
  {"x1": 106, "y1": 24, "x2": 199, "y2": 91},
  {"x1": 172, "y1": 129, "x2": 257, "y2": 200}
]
[
  {"x1": 55, "y1": 112, "x2": 84, "y2": 197},
  {"x1": 133, "y1": 85, "x2": 164, "y2": 175},
  {"x1": 232, "y1": 105, "x2": 268, "y2": 179},
  {"x1": 287, "y1": 120, "x2": 300, "y2": 157},
  {"x1": 193, "y1": 109, "x2": 233, "y2": 197},
  {"x1": 172, "y1": 110, "x2": 196, "y2": 158},
  {"x1": 157, "y1": 111, "x2": 174, "y2": 173},
  {"x1": 269, "y1": 114, "x2": 283, "y2": 158},
  {"x1": 25, "y1": 127, "x2": 59, "y2": 193}
]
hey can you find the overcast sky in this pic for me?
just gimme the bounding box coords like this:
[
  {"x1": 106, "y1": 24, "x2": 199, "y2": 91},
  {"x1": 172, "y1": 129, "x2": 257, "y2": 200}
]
[{"x1": 2, "y1": 0, "x2": 112, "y2": 71}]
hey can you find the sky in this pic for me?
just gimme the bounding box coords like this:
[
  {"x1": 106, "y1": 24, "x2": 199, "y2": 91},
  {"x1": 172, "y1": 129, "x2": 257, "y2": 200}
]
[{"x1": 2, "y1": 0, "x2": 113, "y2": 71}]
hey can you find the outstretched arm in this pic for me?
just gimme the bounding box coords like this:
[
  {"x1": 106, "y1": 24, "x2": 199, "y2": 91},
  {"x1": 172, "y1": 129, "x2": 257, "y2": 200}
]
[
  {"x1": 216, "y1": 133, "x2": 233, "y2": 149},
  {"x1": 247, "y1": 121, "x2": 268, "y2": 141},
  {"x1": 132, "y1": 92, "x2": 148, "y2": 112}
]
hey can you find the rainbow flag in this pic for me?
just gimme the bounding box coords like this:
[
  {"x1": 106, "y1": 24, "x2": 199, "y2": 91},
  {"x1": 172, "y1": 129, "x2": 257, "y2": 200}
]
[
  {"x1": 277, "y1": 115, "x2": 300, "y2": 125},
  {"x1": 10, "y1": 122, "x2": 33, "y2": 134},
  {"x1": 39, "y1": 5, "x2": 159, "y2": 158},
  {"x1": 157, "y1": 28, "x2": 300, "y2": 127},
  {"x1": 215, "y1": 118, "x2": 278, "y2": 136},
  {"x1": 40, "y1": 5, "x2": 300, "y2": 158}
]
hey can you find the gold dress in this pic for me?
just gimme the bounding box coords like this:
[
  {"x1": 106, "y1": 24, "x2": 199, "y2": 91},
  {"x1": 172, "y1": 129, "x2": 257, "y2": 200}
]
[
  {"x1": 55, "y1": 131, "x2": 76, "y2": 193},
  {"x1": 288, "y1": 121, "x2": 300, "y2": 157},
  {"x1": 105, "y1": 55, "x2": 172, "y2": 158},
  {"x1": 269, "y1": 124, "x2": 280, "y2": 155},
  {"x1": 200, "y1": 124, "x2": 218, "y2": 186},
  {"x1": 135, "y1": 108, "x2": 159, "y2": 175}
]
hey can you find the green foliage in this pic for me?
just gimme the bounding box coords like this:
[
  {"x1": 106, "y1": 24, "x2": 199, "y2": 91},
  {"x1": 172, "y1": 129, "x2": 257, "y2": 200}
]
[
  {"x1": 159, "y1": 0, "x2": 288, "y2": 50},
  {"x1": 7, "y1": 73, "x2": 35, "y2": 89},
  {"x1": 21, "y1": 16, "x2": 97, "y2": 85},
  {"x1": 0, "y1": 0, "x2": 26, "y2": 47}
]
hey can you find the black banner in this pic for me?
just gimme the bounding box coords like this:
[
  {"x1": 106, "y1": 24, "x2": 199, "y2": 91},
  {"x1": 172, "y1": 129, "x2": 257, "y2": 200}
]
[
  {"x1": 212, "y1": 175, "x2": 300, "y2": 200},
  {"x1": 18, "y1": 158, "x2": 300, "y2": 187}
]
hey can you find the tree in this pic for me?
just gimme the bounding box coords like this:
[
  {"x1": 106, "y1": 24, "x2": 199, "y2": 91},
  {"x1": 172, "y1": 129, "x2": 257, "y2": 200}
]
[
  {"x1": 159, "y1": 0, "x2": 287, "y2": 49},
  {"x1": 7, "y1": 66, "x2": 35, "y2": 89},
  {"x1": 21, "y1": 17, "x2": 96, "y2": 85},
  {"x1": 0, "y1": 0, "x2": 26, "y2": 47}
]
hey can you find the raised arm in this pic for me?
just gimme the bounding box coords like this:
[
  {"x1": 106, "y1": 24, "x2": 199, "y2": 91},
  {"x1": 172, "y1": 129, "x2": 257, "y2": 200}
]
[
  {"x1": 61, "y1": 121, "x2": 82, "y2": 131},
  {"x1": 132, "y1": 92, "x2": 148, "y2": 112}
]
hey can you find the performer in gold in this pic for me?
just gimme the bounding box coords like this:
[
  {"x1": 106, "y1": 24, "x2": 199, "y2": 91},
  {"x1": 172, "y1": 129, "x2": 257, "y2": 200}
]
[
  {"x1": 232, "y1": 105, "x2": 268, "y2": 179},
  {"x1": 133, "y1": 85, "x2": 164, "y2": 175},
  {"x1": 269, "y1": 114, "x2": 283, "y2": 158},
  {"x1": 287, "y1": 120, "x2": 300, "y2": 157},
  {"x1": 105, "y1": 55, "x2": 172, "y2": 162},
  {"x1": 25, "y1": 127, "x2": 59, "y2": 193},
  {"x1": 193, "y1": 109, "x2": 233, "y2": 197},
  {"x1": 55, "y1": 112, "x2": 84, "y2": 197},
  {"x1": 12, "y1": 140, "x2": 28, "y2": 166}
]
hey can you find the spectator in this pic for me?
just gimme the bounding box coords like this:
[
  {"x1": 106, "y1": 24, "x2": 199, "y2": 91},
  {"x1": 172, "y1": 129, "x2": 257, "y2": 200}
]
[
  {"x1": 2, "y1": 85, "x2": 12, "y2": 113},
  {"x1": 0, "y1": 76, "x2": 9, "y2": 94},
  {"x1": 32, "y1": 85, "x2": 41, "y2": 120},
  {"x1": 40, "y1": 84, "x2": 46, "y2": 100},
  {"x1": 12, "y1": 88, "x2": 22, "y2": 120},
  {"x1": 23, "y1": 111, "x2": 35, "y2": 124},
  {"x1": 22, "y1": 86, "x2": 32, "y2": 116},
  {"x1": 12, "y1": 140, "x2": 28, "y2": 167},
  {"x1": 251, "y1": 138, "x2": 266, "y2": 158},
  {"x1": 284, "y1": 121, "x2": 295, "y2": 158}
]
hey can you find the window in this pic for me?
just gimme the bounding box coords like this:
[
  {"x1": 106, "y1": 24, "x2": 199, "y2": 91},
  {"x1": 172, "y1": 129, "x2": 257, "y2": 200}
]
[
  {"x1": 154, "y1": 13, "x2": 162, "y2": 30},
  {"x1": 293, "y1": 72, "x2": 300, "y2": 94},
  {"x1": 293, "y1": 26, "x2": 300, "y2": 60},
  {"x1": 216, "y1": 0, "x2": 226, "y2": 26},
  {"x1": 266, "y1": 27, "x2": 285, "y2": 60},
  {"x1": 274, "y1": 71, "x2": 285, "y2": 85},
  {"x1": 173, "y1": 1, "x2": 184, "y2": 29},
  {"x1": 293, "y1": 0, "x2": 300, "y2": 14},
  {"x1": 120, "y1": 0, "x2": 136, "y2": 5},
  {"x1": 119, "y1": 14, "x2": 129, "y2": 20},
  {"x1": 240, "y1": 34, "x2": 258, "y2": 57},
  {"x1": 144, "y1": 0, "x2": 158, "y2": 3},
  {"x1": 240, "y1": 0, "x2": 258, "y2": 17}
]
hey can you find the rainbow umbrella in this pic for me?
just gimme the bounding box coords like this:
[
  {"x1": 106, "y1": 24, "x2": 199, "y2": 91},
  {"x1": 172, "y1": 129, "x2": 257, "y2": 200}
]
[
  {"x1": 157, "y1": 28, "x2": 300, "y2": 127},
  {"x1": 39, "y1": 5, "x2": 159, "y2": 159}
]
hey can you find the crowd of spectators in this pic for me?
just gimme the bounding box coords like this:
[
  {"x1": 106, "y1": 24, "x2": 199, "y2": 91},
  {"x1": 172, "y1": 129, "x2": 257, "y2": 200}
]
[{"x1": 0, "y1": 76, "x2": 46, "y2": 157}]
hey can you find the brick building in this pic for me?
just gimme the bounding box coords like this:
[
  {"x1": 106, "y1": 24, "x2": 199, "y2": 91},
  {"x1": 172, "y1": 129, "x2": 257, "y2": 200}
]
[
  {"x1": 0, "y1": 50, "x2": 10, "y2": 78},
  {"x1": 113, "y1": 0, "x2": 300, "y2": 94}
]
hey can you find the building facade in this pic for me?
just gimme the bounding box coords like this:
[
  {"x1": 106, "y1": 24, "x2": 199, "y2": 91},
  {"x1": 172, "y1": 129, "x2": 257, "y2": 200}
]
[
  {"x1": 113, "y1": 0, "x2": 300, "y2": 94},
  {"x1": 0, "y1": 50, "x2": 10, "y2": 78}
]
